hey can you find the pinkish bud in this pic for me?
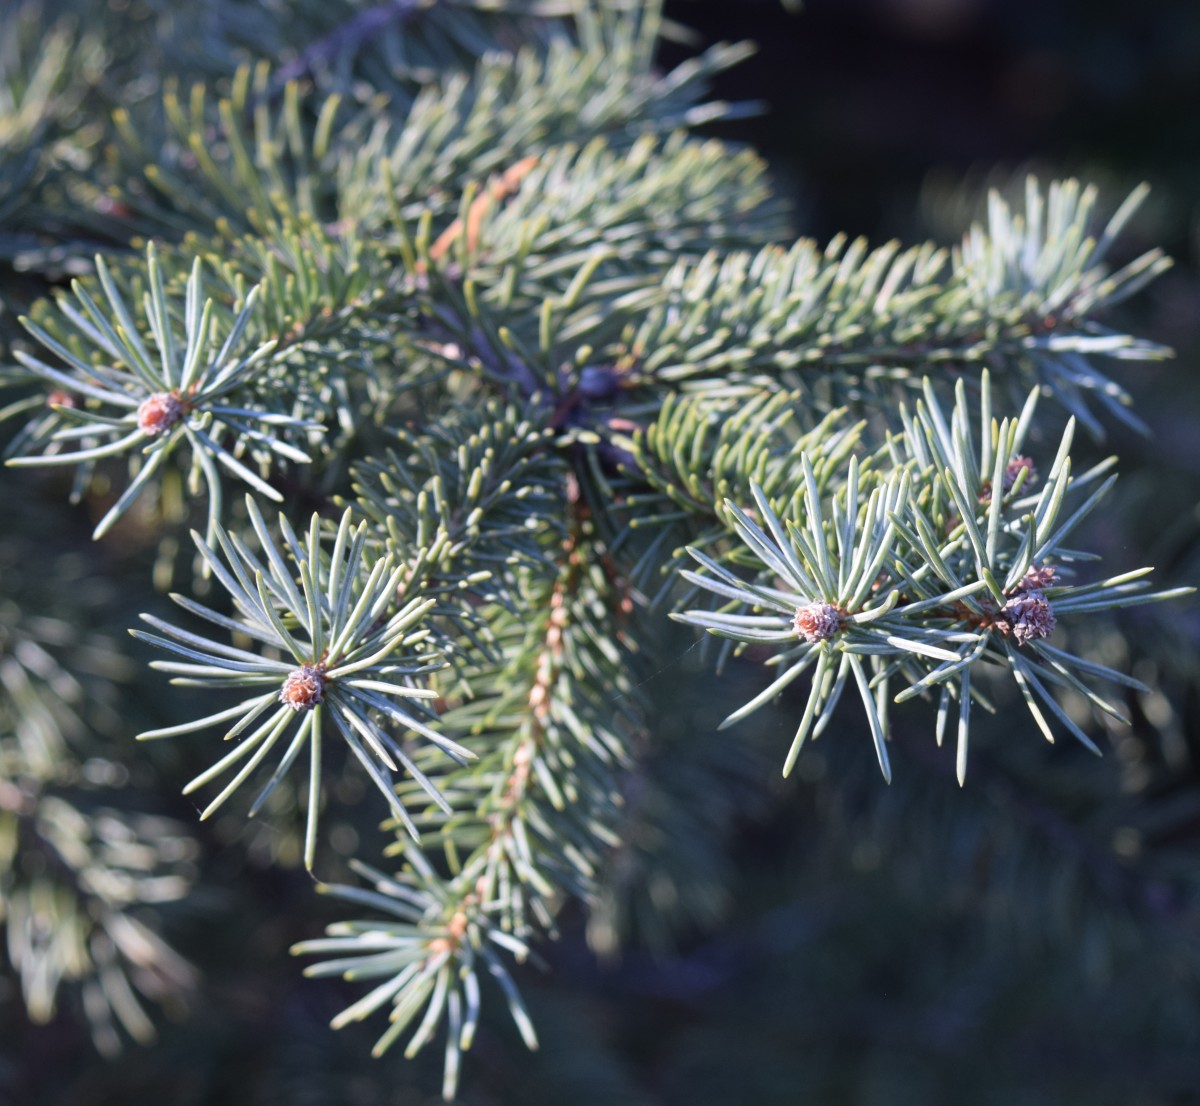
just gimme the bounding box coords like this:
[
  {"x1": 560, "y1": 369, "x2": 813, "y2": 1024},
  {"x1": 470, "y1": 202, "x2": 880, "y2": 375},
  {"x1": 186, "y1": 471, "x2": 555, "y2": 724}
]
[
  {"x1": 1002, "y1": 592, "x2": 1056, "y2": 646},
  {"x1": 1002, "y1": 455, "x2": 1036, "y2": 493},
  {"x1": 137, "y1": 391, "x2": 184, "y2": 436},
  {"x1": 794, "y1": 601, "x2": 843, "y2": 644},
  {"x1": 280, "y1": 664, "x2": 327, "y2": 711},
  {"x1": 1014, "y1": 563, "x2": 1059, "y2": 594}
]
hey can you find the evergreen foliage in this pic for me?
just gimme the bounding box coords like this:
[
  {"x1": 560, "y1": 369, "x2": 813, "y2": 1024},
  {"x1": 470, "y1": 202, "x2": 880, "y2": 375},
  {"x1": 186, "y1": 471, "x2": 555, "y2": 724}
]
[{"x1": 0, "y1": 1, "x2": 1197, "y2": 1102}]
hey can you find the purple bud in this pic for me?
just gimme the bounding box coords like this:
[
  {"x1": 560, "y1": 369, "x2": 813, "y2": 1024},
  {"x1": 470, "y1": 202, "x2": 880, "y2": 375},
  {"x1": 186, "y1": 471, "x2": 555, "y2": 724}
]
[
  {"x1": 1014, "y1": 563, "x2": 1059, "y2": 594},
  {"x1": 1003, "y1": 455, "x2": 1036, "y2": 493},
  {"x1": 1002, "y1": 592, "x2": 1056, "y2": 645},
  {"x1": 577, "y1": 364, "x2": 621, "y2": 402}
]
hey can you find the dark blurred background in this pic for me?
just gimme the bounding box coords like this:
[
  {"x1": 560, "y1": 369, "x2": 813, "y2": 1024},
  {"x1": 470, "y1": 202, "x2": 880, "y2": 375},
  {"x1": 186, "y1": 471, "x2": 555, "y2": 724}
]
[{"x1": 7, "y1": 2, "x2": 1200, "y2": 1104}]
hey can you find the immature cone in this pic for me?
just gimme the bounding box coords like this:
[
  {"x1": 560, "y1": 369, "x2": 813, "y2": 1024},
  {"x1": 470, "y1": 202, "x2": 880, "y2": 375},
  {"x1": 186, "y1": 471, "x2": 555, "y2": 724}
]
[
  {"x1": 1003, "y1": 455, "x2": 1037, "y2": 492},
  {"x1": 794, "y1": 601, "x2": 843, "y2": 644},
  {"x1": 137, "y1": 391, "x2": 184, "y2": 436},
  {"x1": 280, "y1": 664, "x2": 327, "y2": 711},
  {"x1": 1003, "y1": 592, "x2": 1056, "y2": 646},
  {"x1": 1014, "y1": 563, "x2": 1059, "y2": 594}
]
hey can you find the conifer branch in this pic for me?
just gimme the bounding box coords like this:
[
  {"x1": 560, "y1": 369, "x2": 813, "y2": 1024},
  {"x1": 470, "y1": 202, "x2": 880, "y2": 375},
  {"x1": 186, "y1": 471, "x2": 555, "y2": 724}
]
[
  {"x1": 294, "y1": 852, "x2": 539, "y2": 1100},
  {"x1": 132, "y1": 501, "x2": 460, "y2": 871},
  {"x1": 5, "y1": 247, "x2": 319, "y2": 539},
  {"x1": 615, "y1": 180, "x2": 1170, "y2": 430},
  {"x1": 0, "y1": 491, "x2": 197, "y2": 1053},
  {"x1": 0, "y1": 2, "x2": 1193, "y2": 1097},
  {"x1": 0, "y1": 780, "x2": 197, "y2": 1055},
  {"x1": 674, "y1": 376, "x2": 1192, "y2": 784}
]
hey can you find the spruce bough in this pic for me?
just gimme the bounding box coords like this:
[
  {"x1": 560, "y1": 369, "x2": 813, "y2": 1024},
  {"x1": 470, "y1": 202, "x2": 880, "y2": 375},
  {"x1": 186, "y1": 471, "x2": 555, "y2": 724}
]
[{"x1": 0, "y1": 1, "x2": 1193, "y2": 1098}]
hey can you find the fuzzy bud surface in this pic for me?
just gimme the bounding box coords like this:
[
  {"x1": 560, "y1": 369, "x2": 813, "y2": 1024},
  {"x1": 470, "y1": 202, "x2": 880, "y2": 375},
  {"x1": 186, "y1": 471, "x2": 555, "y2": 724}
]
[
  {"x1": 1002, "y1": 592, "x2": 1056, "y2": 645},
  {"x1": 137, "y1": 392, "x2": 185, "y2": 436},
  {"x1": 794, "y1": 601, "x2": 843, "y2": 644},
  {"x1": 1003, "y1": 455, "x2": 1037, "y2": 492},
  {"x1": 280, "y1": 664, "x2": 328, "y2": 711},
  {"x1": 1014, "y1": 563, "x2": 1059, "y2": 594}
]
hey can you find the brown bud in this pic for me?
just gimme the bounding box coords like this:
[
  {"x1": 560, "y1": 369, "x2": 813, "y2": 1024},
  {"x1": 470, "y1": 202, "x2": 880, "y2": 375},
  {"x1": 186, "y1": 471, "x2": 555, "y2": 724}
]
[
  {"x1": 280, "y1": 664, "x2": 327, "y2": 711},
  {"x1": 137, "y1": 391, "x2": 185, "y2": 436}
]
